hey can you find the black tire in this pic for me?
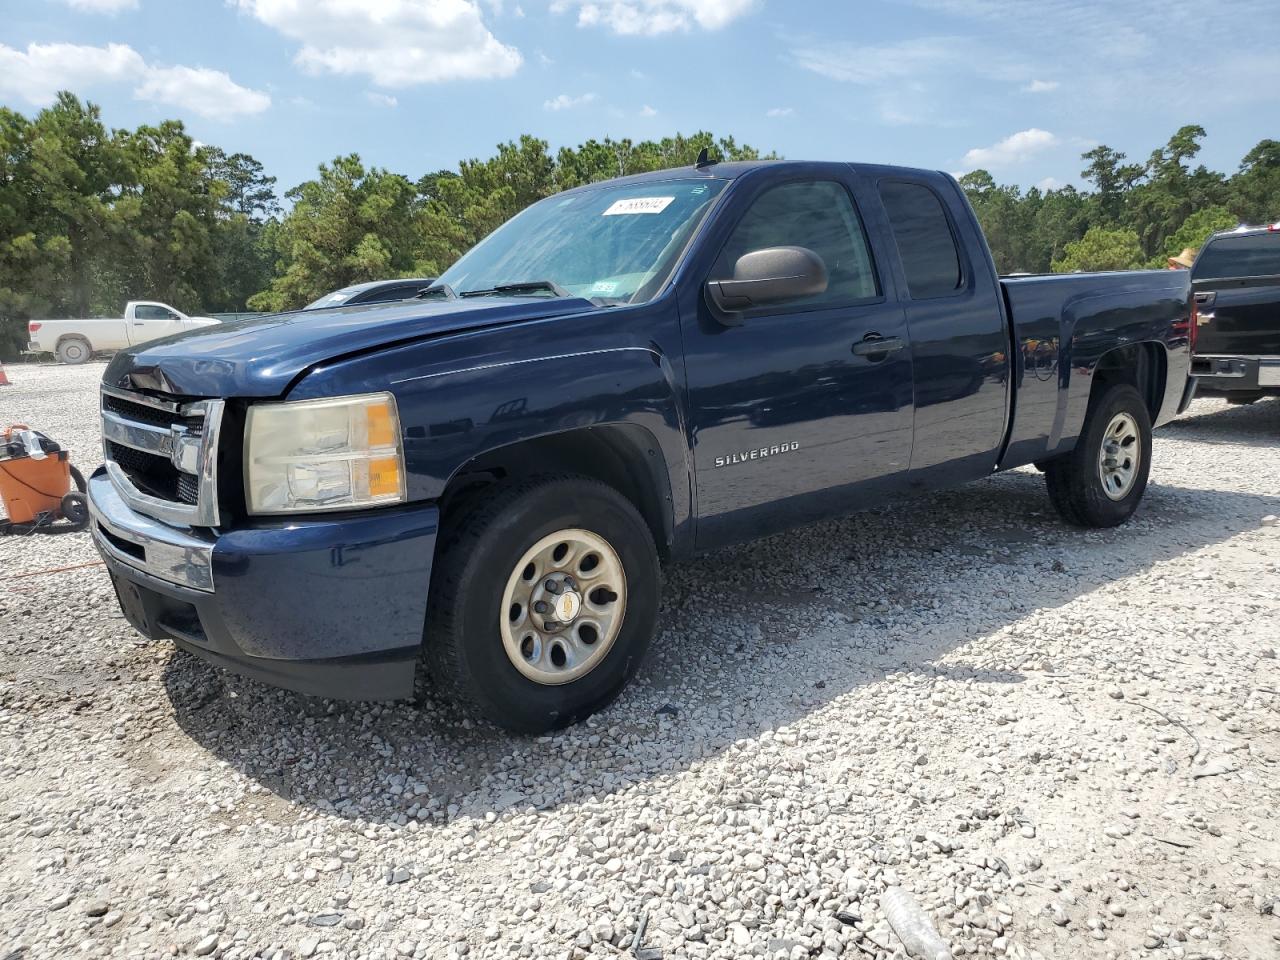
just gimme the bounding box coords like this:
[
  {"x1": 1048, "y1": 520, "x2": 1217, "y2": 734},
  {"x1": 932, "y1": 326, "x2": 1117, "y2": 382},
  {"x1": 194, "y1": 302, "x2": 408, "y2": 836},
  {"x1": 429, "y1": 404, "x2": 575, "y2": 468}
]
[
  {"x1": 420, "y1": 475, "x2": 660, "y2": 733},
  {"x1": 60, "y1": 491, "x2": 90, "y2": 530},
  {"x1": 1045, "y1": 382, "x2": 1152, "y2": 528},
  {"x1": 56, "y1": 338, "x2": 91, "y2": 364}
]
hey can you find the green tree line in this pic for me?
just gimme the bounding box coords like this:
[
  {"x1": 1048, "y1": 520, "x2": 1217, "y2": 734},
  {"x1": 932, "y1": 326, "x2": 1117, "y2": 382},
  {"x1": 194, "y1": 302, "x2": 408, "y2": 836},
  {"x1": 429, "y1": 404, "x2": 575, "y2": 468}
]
[
  {"x1": 1, "y1": 93, "x2": 1277, "y2": 361},
  {"x1": 961, "y1": 125, "x2": 1279, "y2": 273}
]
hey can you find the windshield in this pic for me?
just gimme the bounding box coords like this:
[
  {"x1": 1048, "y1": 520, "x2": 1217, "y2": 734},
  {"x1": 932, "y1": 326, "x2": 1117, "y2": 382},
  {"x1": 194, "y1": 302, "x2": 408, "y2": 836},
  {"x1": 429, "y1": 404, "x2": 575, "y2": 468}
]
[
  {"x1": 304, "y1": 287, "x2": 362, "y2": 310},
  {"x1": 436, "y1": 178, "x2": 728, "y2": 305}
]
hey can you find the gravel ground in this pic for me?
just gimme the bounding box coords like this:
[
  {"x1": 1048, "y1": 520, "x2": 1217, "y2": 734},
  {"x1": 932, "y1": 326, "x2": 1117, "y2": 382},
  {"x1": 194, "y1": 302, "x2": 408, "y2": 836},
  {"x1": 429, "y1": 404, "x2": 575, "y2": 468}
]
[{"x1": 1, "y1": 361, "x2": 1278, "y2": 960}]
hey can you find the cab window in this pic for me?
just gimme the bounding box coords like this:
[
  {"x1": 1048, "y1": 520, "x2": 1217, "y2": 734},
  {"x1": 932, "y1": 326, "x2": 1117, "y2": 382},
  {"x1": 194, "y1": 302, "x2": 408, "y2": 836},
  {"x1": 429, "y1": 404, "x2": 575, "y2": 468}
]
[{"x1": 133, "y1": 304, "x2": 172, "y2": 321}]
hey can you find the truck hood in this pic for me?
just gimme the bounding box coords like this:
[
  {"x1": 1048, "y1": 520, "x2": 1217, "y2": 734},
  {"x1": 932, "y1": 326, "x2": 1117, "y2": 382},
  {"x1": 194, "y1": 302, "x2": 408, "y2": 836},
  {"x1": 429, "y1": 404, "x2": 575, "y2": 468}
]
[{"x1": 104, "y1": 296, "x2": 598, "y2": 397}]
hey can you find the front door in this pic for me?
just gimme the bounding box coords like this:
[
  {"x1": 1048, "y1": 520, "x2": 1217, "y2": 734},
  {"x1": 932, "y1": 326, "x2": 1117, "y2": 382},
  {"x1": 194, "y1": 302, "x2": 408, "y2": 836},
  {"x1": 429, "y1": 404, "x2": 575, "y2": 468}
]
[
  {"x1": 131, "y1": 303, "x2": 184, "y2": 344},
  {"x1": 681, "y1": 172, "x2": 915, "y2": 548}
]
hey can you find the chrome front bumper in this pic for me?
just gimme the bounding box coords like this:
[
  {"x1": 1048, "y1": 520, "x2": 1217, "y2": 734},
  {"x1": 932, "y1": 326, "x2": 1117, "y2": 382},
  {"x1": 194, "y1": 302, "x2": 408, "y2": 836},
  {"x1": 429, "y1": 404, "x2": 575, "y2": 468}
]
[{"x1": 87, "y1": 469, "x2": 215, "y2": 592}]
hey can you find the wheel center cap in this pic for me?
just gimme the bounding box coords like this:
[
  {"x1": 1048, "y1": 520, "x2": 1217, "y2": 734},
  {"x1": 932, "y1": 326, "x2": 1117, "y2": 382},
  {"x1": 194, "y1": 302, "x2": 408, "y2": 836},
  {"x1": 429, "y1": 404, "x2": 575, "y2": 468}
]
[{"x1": 553, "y1": 591, "x2": 582, "y2": 623}]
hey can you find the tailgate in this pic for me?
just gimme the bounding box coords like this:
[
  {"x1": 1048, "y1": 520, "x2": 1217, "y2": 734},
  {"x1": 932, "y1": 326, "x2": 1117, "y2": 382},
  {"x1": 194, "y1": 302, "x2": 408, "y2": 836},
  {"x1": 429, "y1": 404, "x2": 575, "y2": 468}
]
[{"x1": 1193, "y1": 277, "x2": 1280, "y2": 357}]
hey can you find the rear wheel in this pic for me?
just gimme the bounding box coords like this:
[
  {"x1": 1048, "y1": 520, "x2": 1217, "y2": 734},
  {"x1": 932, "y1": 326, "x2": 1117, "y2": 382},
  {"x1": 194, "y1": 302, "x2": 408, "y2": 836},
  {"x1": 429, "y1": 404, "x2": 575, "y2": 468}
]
[
  {"x1": 56, "y1": 338, "x2": 91, "y2": 364},
  {"x1": 420, "y1": 475, "x2": 660, "y2": 733},
  {"x1": 1045, "y1": 382, "x2": 1152, "y2": 528}
]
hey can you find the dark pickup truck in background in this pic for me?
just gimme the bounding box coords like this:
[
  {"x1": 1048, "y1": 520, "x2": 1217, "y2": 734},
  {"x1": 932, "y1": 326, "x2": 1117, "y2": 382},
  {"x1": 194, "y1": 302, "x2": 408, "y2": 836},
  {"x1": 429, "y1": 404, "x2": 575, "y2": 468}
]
[
  {"x1": 87, "y1": 159, "x2": 1195, "y2": 732},
  {"x1": 1190, "y1": 222, "x2": 1280, "y2": 402}
]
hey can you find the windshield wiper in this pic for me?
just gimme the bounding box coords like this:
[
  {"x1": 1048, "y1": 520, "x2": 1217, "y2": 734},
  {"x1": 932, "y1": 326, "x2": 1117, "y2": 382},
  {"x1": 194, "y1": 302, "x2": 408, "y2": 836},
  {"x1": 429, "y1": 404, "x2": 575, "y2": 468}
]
[
  {"x1": 459, "y1": 280, "x2": 572, "y2": 299},
  {"x1": 417, "y1": 282, "x2": 458, "y2": 300}
]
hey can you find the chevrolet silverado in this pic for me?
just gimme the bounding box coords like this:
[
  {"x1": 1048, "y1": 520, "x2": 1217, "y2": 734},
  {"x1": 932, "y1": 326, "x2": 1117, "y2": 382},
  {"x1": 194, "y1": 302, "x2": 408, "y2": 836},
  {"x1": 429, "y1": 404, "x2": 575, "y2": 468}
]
[{"x1": 87, "y1": 159, "x2": 1196, "y2": 732}]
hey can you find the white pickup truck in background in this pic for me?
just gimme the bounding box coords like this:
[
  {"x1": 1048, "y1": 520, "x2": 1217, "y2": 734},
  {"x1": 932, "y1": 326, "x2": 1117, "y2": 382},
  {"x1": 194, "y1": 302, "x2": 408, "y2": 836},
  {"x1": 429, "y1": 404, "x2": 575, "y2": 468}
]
[{"x1": 26, "y1": 301, "x2": 220, "y2": 364}]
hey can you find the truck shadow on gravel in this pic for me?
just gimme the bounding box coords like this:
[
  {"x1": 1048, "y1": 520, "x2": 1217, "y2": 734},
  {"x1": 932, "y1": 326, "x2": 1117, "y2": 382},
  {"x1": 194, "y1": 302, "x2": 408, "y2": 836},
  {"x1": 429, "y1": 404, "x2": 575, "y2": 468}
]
[
  {"x1": 162, "y1": 468, "x2": 1279, "y2": 825},
  {"x1": 1164, "y1": 396, "x2": 1280, "y2": 446}
]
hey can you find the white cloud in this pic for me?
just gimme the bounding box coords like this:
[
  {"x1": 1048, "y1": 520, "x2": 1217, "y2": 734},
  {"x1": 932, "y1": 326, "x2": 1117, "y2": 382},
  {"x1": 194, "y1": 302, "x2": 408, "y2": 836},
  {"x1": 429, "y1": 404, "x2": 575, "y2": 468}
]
[
  {"x1": 54, "y1": 0, "x2": 139, "y2": 11},
  {"x1": 543, "y1": 92, "x2": 598, "y2": 111},
  {"x1": 1036, "y1": 176, "x2": 1063, "y2": 191},
  {"x1": 551, "y1": 0, "x2": 758, "y2": 35},
  {"x1": 232, "y1": 0, "x2": 522, "y2": 87},
  {"x1": 639, "y1": 104, "x2": 658, "y2": 116},
  {"x1": 962, "y1": 129, "x2": 1059, "y2": 168},
  {"x1": 1023, "y1": 79, "x2": 1059, "y2": 93},
  {"x1": 135, "y1": 65, "x2": 270, "y2": 121},
  {"x1": 903, "y1": 0, "x2": 1280, "y2": 112},
  {"x1": 794, "y1": 37, "x2": 963, "y2": 84},
  {"x1": 0, "y1": 42, "x2": 143, "y2": 104},
  {"x1": 366, "y1": 91, "x2": 399, "y2": 108},
  {"x1": 766, "y1": 106, "x2": 794, "y2": 118},
  {"x1": 0, "y1": 42, "x2": 270, "y2": 120}
]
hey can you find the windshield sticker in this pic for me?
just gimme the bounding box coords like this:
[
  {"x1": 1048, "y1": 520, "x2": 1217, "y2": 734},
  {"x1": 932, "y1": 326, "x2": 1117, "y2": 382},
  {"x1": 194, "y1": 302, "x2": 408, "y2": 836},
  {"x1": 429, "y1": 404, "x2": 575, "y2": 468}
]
[
  {"x1": 591, "y1": 280, "x2": 620, "y2": 295},
  {"x1": 603, "y1": 196, "x2": 675, "y2": 216}
]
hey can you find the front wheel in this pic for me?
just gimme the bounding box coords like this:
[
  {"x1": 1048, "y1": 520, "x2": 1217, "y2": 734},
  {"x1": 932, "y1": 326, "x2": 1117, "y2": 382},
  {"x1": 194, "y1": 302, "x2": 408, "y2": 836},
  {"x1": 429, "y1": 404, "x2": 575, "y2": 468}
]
[
  {"x1": 420, "y1": 475, "x2": 660, "y2": 733},
  {"x1": 1045, "y1": 383, "x2": 1152, "y2": 528}
]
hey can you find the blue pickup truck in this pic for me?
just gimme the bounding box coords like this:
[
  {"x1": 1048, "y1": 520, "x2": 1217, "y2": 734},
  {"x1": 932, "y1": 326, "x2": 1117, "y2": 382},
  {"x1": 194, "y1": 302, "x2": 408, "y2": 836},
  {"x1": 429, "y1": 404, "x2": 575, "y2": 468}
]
[{"x1": 89, "y1": 159, "x2": 1196, "y2": 732}]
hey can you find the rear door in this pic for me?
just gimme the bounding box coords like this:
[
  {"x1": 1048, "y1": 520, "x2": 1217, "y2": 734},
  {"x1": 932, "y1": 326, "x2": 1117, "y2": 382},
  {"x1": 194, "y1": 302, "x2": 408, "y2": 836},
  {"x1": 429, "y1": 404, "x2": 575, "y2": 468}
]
[
  {"x1": 682, "y1": 168, "x2": 915, "y2": 547},
  {"x1": 875, "y1": 177, "x2": 1010, "y2": 490},
  {"x1": 1192, "y1": 231, "x2": 1280, "y2": 359}
]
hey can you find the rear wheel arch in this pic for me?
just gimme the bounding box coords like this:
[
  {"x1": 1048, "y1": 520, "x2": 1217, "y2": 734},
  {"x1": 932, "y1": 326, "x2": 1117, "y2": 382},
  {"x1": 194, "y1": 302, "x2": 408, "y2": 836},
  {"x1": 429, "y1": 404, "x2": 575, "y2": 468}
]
[
  {"x1": 437, "y1": 424, "x2": 679, "y2": 561},
  {"x1": 55, "y1": 335, "x2": 92, "y2": 364},
  {"x1": 1089, "y1": 341, "x2": 1167, "y2": 422}
]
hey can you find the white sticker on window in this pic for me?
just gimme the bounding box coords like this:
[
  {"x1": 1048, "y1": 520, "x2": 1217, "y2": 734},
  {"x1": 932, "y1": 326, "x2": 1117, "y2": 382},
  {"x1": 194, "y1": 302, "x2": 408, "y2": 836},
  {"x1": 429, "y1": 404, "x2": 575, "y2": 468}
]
[
  {"x1": 602, "y1": 196, "x2": 675, "y2": 216},
  {"x1": 591, "y1": 280, "x2": 619, "y2": 295}
]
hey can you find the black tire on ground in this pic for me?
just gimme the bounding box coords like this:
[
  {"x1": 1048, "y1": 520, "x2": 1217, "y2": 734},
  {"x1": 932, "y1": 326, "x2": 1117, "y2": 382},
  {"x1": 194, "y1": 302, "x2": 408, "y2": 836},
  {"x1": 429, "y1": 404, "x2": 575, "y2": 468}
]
[
  {"x1": 56, "y1": 338, "x2": 91, "y2": 364},
  {"x1": 60, "y1": 491, "x2": 90, "y2": 530},
  {"x1": 1045, "y1": 382, "x2": 1152, "y2": 528},
  {"x1": 419, "y1": 474, "x2": 660, "y2": 733}
]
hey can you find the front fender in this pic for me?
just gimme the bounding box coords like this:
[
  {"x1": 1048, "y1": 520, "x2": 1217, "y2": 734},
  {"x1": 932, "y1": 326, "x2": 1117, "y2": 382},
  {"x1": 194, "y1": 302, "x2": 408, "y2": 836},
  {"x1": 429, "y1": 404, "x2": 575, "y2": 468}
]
[{"x1": 287, "y1": 324, "x2": 692, "y2": 542}]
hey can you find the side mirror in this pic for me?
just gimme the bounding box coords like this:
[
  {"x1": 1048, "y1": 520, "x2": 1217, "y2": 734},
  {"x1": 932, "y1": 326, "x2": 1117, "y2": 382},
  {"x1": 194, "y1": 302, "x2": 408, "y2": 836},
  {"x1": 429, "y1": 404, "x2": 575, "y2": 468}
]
[{"x1": 706, "y1": 246, "x2": 828, "y2": 317}]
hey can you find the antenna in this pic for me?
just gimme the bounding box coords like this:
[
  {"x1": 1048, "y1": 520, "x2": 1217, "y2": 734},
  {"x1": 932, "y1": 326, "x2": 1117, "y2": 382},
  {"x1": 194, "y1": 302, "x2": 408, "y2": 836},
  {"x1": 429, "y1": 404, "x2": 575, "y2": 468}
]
[{"x1": 695, "y1": 146, "x2": 714, "y2": 168}]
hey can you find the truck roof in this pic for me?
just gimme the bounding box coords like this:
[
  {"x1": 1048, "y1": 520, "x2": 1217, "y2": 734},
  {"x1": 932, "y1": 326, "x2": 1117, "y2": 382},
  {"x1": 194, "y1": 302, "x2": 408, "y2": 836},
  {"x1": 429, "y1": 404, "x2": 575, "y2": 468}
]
[
  {"x1": 1207, "y1": 222, "x2": 1280, "y2": 241},
  {"x1": 557, "y1": 160, "x2": 951, "y2": 195}
]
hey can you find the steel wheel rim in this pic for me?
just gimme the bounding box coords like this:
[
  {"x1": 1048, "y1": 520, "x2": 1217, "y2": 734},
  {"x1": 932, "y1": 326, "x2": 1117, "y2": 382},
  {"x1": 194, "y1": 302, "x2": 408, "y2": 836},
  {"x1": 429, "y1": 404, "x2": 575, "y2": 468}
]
[
  {"x1": 499, "y1": 528, "x2": 627, "y2": 685},
  {"x1": 1098, "y1": 411, "x2": 1140, "y2": 501}
]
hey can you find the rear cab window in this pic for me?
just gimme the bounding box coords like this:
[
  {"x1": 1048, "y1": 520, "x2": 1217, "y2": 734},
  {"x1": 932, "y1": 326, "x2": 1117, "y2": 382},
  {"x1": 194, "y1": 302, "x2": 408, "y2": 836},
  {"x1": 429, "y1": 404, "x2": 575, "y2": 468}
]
[
  {"x1": 1193, "y1": 232, "x2": 1280, "y2": 280},
  {"x1": 878, "y1": 181, "x2": 964, "y2": 299}
]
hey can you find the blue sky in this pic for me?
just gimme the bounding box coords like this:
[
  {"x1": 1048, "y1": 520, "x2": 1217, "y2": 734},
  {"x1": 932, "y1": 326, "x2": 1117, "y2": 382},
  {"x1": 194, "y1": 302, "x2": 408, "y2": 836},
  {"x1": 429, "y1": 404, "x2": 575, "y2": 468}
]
[{"x1": 2, "y1": 0, "x2": 1277, "y2": 196}]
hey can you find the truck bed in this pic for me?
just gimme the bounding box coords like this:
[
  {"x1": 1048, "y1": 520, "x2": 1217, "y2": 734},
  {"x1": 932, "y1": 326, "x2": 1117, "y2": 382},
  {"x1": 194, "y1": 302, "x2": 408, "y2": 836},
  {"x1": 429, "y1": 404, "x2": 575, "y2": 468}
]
[{"x1": 999, "y1": 270, "x2": 1193, "y2": 469}]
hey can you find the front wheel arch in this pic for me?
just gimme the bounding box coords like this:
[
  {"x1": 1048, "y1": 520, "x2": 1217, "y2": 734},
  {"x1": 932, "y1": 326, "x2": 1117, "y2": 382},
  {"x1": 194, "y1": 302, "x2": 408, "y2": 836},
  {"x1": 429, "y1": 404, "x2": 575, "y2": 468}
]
[{"x1": 437, "y1": 423, "x2": 680, "y2": 561}]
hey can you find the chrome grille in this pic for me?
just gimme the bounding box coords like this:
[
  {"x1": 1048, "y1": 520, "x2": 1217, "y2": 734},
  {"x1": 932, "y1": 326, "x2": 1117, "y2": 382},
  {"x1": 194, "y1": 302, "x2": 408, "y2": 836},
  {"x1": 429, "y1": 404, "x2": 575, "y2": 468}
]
[{"x1": 100, "y1": 384, "x2": 225, "y2": 527}]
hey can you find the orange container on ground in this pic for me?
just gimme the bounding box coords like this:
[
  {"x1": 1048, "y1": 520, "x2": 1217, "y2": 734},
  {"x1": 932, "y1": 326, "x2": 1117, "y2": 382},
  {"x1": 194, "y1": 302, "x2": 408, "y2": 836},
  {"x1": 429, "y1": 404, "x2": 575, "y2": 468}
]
[{"x1": 0, "y1": 426, "x2": 87, "y2": 529}]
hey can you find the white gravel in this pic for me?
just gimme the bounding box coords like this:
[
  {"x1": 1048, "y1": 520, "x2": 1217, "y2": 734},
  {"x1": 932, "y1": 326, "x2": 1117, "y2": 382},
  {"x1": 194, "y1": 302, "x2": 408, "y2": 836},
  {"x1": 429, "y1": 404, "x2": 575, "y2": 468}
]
[{"x1": 1, "y1": 361, "x2": 1278, "y2": 960}]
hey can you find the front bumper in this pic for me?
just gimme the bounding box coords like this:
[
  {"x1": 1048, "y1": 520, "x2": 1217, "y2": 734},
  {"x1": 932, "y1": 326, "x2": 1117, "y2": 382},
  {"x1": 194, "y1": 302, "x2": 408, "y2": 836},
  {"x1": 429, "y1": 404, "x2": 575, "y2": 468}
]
[
  {"x1": 87, "y1": 468, "x2": 438, "y2": 700},
  {"x1": 1191, "y1": 355, "x2": 1280, "y2": 395}
]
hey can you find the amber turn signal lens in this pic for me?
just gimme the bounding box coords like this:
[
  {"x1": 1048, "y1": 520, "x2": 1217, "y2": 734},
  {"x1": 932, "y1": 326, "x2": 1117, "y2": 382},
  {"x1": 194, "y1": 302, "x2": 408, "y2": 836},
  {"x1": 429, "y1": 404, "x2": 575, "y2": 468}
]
[
  {"x1": 367, "y1": 402, "x2": 397, "y2": 448},
  {"x1": 367, "y1": 456, "x2": 402, "y2": 499}
]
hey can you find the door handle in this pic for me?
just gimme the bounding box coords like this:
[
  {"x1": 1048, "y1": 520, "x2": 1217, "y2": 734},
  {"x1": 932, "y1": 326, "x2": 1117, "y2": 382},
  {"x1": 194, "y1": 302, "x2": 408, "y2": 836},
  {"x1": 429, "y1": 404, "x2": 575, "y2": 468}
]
[{"x1": 852, "y1": 335, "x2": 905, "y2": 358}]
